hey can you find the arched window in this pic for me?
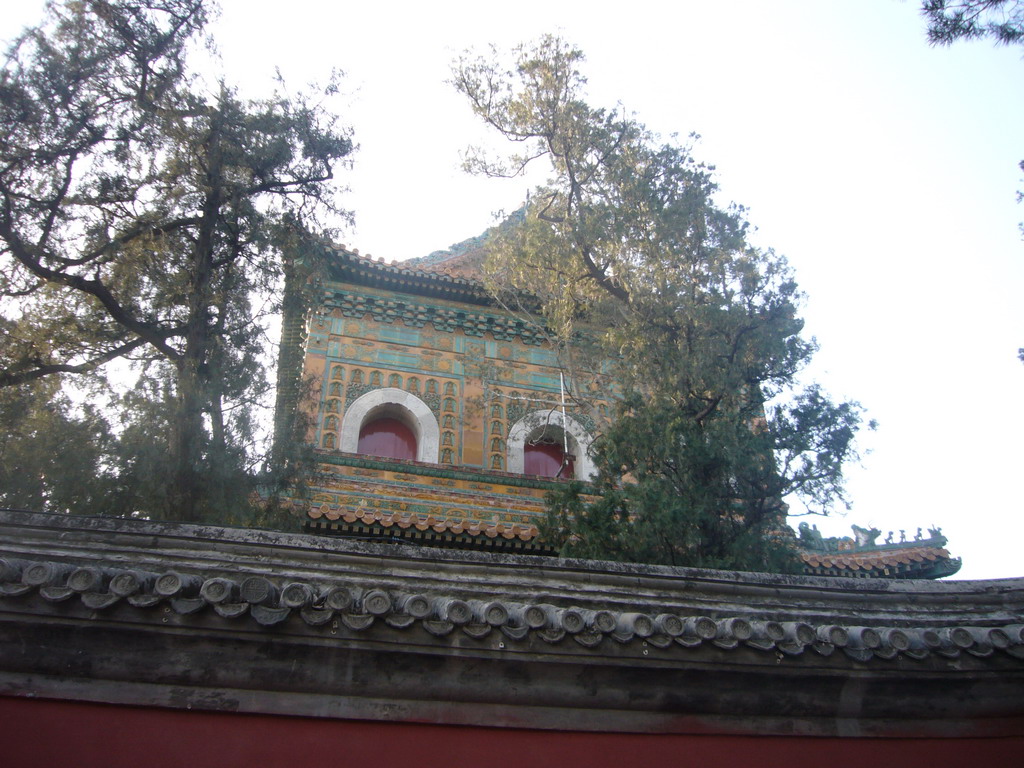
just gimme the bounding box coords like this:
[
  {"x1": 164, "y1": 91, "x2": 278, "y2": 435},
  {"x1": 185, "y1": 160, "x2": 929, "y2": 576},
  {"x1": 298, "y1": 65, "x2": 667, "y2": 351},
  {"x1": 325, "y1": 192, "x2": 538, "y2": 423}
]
[
  {"x1": 507, "y1": 410, "x2": 595, "y2": 480},
  {"x1": 358, "y1": 416, "x2": 417, "y2": 461},
  {"x1": 339, "y1": 388, "x2": 440, "y2": 463}
]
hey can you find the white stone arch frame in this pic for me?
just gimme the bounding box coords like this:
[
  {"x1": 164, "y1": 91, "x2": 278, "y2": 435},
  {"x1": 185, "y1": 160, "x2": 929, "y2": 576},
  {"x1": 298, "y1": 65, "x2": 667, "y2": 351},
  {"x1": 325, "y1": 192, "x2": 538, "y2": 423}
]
[
  {"x1": 339, "y1": 388, "x2": 440, "y2": 463},
  {"x1": 507, "y1": 410, "x2": 595, "y2": 480}
]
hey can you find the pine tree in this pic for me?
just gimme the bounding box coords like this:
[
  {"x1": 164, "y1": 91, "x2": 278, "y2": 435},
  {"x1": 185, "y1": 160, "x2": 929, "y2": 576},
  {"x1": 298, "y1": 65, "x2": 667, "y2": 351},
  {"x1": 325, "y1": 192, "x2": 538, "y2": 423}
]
[
  {"x1": 454, "y1": 37, "x2": 870, "y2": 570},
  {"x1": 0, "y1": 1, "x2": 352, "y2": 521}
]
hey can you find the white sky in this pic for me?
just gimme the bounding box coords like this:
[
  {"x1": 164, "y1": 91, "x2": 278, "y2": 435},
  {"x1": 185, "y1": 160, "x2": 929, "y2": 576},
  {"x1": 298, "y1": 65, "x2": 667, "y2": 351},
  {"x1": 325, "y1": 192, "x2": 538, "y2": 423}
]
[{"x1": 5, "y1": 1, "x2": 1023, "y2": 579}]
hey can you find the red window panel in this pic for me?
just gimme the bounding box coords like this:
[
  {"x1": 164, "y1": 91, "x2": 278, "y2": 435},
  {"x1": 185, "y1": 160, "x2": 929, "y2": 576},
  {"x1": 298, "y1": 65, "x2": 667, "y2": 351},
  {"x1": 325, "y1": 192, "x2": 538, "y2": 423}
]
[
  {"x1": 358, "y1": 417, "x2": 417, "y2": 461},
  {"x1": 524, "y1": 441, "x2": 573, "y2": 479}
]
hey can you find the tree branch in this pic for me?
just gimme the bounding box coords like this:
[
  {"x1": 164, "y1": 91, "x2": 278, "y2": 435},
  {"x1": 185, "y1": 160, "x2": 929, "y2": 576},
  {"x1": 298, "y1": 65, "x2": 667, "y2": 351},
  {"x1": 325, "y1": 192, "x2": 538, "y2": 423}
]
[{"x1": 0, "y1": 336, "x2": 148, "y2": 386}]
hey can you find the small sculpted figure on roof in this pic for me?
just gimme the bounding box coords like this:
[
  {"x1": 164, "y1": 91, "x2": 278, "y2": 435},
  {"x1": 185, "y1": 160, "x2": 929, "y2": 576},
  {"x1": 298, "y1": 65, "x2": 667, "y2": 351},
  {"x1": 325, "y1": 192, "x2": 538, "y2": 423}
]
[
  {"x1": 797, "y1": 522, "x2": 826, "y2": 551},
  {"x1": 852, "y1": 525, "x2": 881, "y2": 548}
]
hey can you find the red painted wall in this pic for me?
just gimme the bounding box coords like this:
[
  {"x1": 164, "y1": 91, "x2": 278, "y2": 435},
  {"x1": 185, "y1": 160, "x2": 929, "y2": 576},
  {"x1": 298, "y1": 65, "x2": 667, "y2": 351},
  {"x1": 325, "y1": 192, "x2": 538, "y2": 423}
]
[{"x1": 1, "y1": 696, "x2": 1020, "y2": 768}]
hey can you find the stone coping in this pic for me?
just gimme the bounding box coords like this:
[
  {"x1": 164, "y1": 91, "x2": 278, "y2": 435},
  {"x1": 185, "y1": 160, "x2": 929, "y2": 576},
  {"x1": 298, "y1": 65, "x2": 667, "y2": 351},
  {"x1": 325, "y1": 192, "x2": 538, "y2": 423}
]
[
  {"x1": 0, "y1": 508, "x2": 1020, "y2": 662},
  {"x1": 1, "y1": 509, "x2": 1023, "y2": 737},
  {"x1": 0, "y1": 509, "x2": 1016, "y2": 601}
]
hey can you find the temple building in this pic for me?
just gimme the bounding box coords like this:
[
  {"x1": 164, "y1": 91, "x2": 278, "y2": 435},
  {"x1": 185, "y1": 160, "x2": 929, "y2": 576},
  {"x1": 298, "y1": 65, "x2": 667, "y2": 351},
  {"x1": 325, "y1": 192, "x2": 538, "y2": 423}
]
[
  {"x1": 273, "y1": 239, "x2": 961, "y2": 578},
  {"x1": 273, "y1": 238, "x2": 606, "y2": 554}
]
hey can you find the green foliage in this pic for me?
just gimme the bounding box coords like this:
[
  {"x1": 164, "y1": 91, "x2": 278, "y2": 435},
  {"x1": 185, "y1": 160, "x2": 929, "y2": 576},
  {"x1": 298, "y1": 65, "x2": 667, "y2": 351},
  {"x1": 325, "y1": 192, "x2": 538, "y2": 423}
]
[
  {"x1": 0, "y1": 1, "x2": 351, "y2": 522},
  {"x1": 455, "y1": 37, "x2": 871, "y2": 571},
  {"x1": 0, "y1": 378, "x2": 116, "y2": 515},
  {"x1": 922, "y1": 1, "x2": 1024, "y2": 46}
]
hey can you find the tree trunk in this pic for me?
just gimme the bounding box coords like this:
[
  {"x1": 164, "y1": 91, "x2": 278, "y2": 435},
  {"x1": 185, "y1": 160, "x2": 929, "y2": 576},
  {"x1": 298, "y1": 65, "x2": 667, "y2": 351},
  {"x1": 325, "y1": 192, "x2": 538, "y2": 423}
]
[
  {"x1": 167, "y1": 111, "x2": 223, "y2": 523},
  {"x1": 168, "y1": 358, "x2": 206, "y2": 522}
]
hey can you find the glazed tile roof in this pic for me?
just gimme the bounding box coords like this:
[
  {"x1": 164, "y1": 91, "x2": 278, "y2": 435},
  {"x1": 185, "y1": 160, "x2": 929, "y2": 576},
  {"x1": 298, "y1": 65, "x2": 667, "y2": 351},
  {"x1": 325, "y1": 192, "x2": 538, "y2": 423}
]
[
  {"x1": 323, "y1": 244, "x2": 490, "y2": 304},
  {"x1": 302, "y1": 493, "x2": 960, "y2": 577},
  {"x1": 802, "y1": 545, "x2": 955, "y2": 572},
  {"x1": 307, "y1": 506, "x2": 540, "y2": 542},
  {"x1": 797, "y1": 527, "x2": 961, "y2": 578}
]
